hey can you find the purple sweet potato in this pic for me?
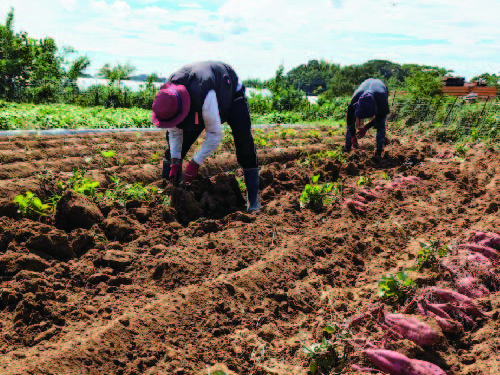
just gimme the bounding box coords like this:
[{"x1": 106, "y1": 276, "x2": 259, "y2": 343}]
[
  {"x1": 458, "y1": 243, "x2": 499, "y2": 260},
  {"x1": 345, "y1": 198, "x2": 368, "y2": 212},
  {"x1": 433, "y1": 315, "x2": 464, "y2": 334},
  {"x1": 384, "y1": 313, "x2": 442, "y2": 346},
  {"x1": 354, "y1": 194, "x2": 368, "y2": 203},
  {"x1": 455, "y1": 277, "x2": 489, "y2": 298},
  {"x1": 417, "y1": 300, "x2": 464, "y2": 334},
  {"x1": 429, "y1": 287, "x2": 484, "y2": 318},
  {"x1": 478, "y1": 237, "x2": 500, "y2": 251},
  {"x1": 473, "y1": 231, "x2": 500, "y2": 242},
  {"x1": 364, "y1": 349, "x2": 446, "y2": 375},
  {"x1": 361, "y1": 189, "x2": 379, "y2": 201}
]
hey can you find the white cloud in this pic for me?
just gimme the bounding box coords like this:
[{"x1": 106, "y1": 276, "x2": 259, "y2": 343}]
[
  {"x1": 1, "y1": 0, "x2": 499, "y2": 80},
  {"x1": 61, "y1": 0, "x2": 77, "y2": 11}
]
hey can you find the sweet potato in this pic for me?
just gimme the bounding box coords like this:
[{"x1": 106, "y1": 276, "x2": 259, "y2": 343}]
[
  {"x1": 354, "y1": 194, "x2": 368, "y2": 203},
  {"x1": 473, "y1": 231, "x2": 500, "y2": 242},
  {"x1": 478, "y1": 237, "x2": 500, "y2": 250},
  {"x1": 433, "y1": 315, "x2": 464, "y2": 334},
  {"x1": 345, "y1": 198, "x2": 367, "y2": 212},
  {"x1": 429, "y1": 287, "x2": 484, "y2": 318},
  {"x1": 458, "y1": 243, "x2": 499, "y2": 260},
  {"x1": 349, "y1": 305, "x2": 384, "y2": 327},
  {"x1": 455, "y1": 277, "x2": 489, "y2": 298},
  {"x1": 361, "y1": 189, "x2": 379, "y2": 201},
  {"x1": 364, "y1": 349, "x2": 446, "y2": 375},
  {"x1": 403, "y1": 176, "x2": 422, "y2": 183},
  {"x1": 417, "y1": 300, "x2": 464, "y2": 333},
  {"x1": 384, "y1": 313, "x2": 442, "y2": 346}
]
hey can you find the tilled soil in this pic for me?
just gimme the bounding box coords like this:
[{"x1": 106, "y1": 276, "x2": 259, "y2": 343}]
[{"x1": 0, "y1": 129, "x2": 499, "y2": 375}]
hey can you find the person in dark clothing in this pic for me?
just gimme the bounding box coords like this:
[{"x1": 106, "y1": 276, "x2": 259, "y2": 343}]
[
  {"x1": 151, "y1": 61, "x2": 260, "y2": 211},
  {"x1": 344, "y1": 78, "x2": 390, "y2": 160}
]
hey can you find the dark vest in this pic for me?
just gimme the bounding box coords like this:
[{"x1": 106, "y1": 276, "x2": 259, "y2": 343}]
[{"x1": 168, "y1": 61, "x2": 239, "y2": 130}]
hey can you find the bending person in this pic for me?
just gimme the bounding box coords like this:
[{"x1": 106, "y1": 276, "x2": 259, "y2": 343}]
[
  {"x1": 345, "y1": 78, "x2": 390, "y2": 161},
  {"x1": 151, "y1": 60, "x2": 260, "y2": 211}
]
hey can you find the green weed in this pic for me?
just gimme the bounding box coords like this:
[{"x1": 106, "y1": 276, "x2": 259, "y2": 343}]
[
  {"x1": 455, "y1": 142, "x2": 469, "y2": 157},
  {"x1": 99, "y1": 176, "x2": 158, "y2": 206},
  {"x1": 100, "y1": 150, "x2": 116, "y2": 158},
  {"x1": 356, "y1": 175, "x2": 373, "y2": 187},
  {"x1": 378, "y1": 270, "x2": 416, "y2": 304},
  {"x1": 149, "y1": 151, "x2": 162, "y2": 165},
  {"x1": 300, "y1": 175, "x2": 334, "y2": 209},
  {"x1": 236, "y1": 177, "x2": 246, "y2": 193},
  {"x1": 303, "y1": 324, "x2": 351, "y2": 375},
  {"x1": 414, "y1": 239, "x2": 448, "y2": 271},
  {"x1": 279, "y1": 128, "x2": 298, "y2": 139},
  {"x1": 59, "y1": 169, "x2": 100, "y2": 197},
  {"x1": 14, "y1": 191, "x2": 50, "y2": 218}
]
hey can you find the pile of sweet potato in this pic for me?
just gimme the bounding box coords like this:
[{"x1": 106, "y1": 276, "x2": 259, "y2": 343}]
[{"x1": 351, "y1": 231, "x2": 499, "y2": 374}]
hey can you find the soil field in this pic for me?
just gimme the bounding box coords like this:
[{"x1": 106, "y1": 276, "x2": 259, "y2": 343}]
[{"x1": 0, "y1": 127, "x2": 499, "y2": 375}]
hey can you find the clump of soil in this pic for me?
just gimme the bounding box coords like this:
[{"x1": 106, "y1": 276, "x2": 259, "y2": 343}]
[
  {"x1": 171, "y1": 174, "x2": 246, "y2": 226},
  {"x1": 55, "y1": 190, "x2": 104, "y2": 230}
]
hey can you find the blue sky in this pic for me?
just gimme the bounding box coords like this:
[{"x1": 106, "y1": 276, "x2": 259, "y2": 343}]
[{"x1": 1, "y1": 0, "x2": 499, "y2": 80}]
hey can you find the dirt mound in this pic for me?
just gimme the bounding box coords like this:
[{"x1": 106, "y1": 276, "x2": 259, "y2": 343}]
[
  {"x1": 1, "y1": 132, "x2": 500, "y2": 374},
  {"x1": 55, "y1": 190, "x2": 104, "y2": 230},
  {"x1": 171, "y1": 174, "x2": 246, "y2": 226}
]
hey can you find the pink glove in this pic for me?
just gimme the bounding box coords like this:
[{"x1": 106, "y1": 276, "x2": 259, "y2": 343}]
[
  {"x1": 356, "y1": 126, "x2": 368, "y2": 139},
  {"x1": 184, "y1": 160, "x2": 200, "y2": 183}
]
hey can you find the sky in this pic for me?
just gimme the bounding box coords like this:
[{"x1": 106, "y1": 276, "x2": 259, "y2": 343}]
[{"x1": 1, "y1": 0, "x2": 499, "y2": 80}]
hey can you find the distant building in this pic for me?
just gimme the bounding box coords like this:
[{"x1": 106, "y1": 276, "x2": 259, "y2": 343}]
[{"x1": 442, "y1": 76, "x2": 497, "y2": 99}]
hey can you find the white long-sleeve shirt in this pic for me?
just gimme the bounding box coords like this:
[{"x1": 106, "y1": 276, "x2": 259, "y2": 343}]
[{"x1": 167, "y1": 81, "x2": 242, "y2": 165}]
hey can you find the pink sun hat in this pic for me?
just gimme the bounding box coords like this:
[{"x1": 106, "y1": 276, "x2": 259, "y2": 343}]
[{"x1": 151, "y1": 83, "x2": 191, "y2": 128}]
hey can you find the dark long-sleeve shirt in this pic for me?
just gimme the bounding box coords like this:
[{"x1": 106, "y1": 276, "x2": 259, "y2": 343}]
[{"x1": 347, "y1": 78, "x2": 390, "y2": 130}]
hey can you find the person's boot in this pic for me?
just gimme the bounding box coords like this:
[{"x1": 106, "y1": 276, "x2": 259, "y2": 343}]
[
  {"x1": 373, "y1": 149, "x2": 383, "y2": 163},
  {"x1": 243, "y1": 167, "x2": 261, "y2": 212},
  {"x1": 162, "y1": 158, "x2": 171, "y2": 179}
]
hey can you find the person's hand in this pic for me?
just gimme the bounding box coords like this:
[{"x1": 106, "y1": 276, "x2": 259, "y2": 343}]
[
  {"x1": 356, "y1": 126, "x2": 368, "y2": 139},
  {"x1": 184, "y1": 160, "x2": 200, "y2": 183},
  {"x1": 169, "y1": 158, "x2": 182, "y2": 184}
]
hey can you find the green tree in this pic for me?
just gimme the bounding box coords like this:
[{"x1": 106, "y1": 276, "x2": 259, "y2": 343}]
[
  {"x1": 98, "y1": 62, "x2": 136, "y2": 84},
  {"x1": 403, "y1": 65, "x2": 449, "y2": 97},
  {"x1": 145, "y1": 73, "x2": 161, "y2": 88},
  {"x1": 267, "y1": 65, "x2": 308, "y2": 111},
  {"x1": 470, "y1": 73, "x2": 500, "y2": 87},
  {"x1": 0, "y1": 8, "x2": 33, "y2": 98}
]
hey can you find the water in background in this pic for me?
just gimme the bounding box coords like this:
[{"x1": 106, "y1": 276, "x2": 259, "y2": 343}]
[
  {"x1": 76, "y1": 78, "x2": 273, "y2": 97},
  {"x1": 75, "y1": 78, "x2": 322, "y2": 103}
]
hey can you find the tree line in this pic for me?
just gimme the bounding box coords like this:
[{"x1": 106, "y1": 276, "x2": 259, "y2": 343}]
[
  {"x1": 0, "y1": 9, "x2": 163, "y2": 100},
  {"x1": 1, "y1": 8, "x2": 499, "y2": 104}
]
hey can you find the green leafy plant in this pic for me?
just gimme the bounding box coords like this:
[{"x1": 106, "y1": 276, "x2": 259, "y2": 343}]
[
  {"x1": 470, "y1": 127, "x2": 479, "y2": 142},
  {"x1": 300, "y1": 175, "x2": 334, "y2": 209},
  {"x1": 303, "y1": 324, "x2": 351, "y2": 375},
  {"x1": 455, "y1": 142, "x2": 469, "y2": 157},
  {"x1": 100, "y1": 150, "x2": 116, "y2": 158},
  {"x1": 378, "y1": 271, "x2": 416, "y2": 304},
  {"x1": 254, "y1": 137, "x2": 268, "y2": 147},
  {"x1": 356, "y1": 175, "x2": 373, "y2": 187},
  {"x1": 236, "y1": 177, "x2": 246, "y2": 193},
  {"x1": 149, "y1": 151, "x2": 162, "y2": 165},
  {"x1": 99, "y1": 176, "x2": 158, "y2": 206},
  {"x1": 279, "y1": 128, "x2": 298, "y2": 139},
  {"x1": 382, "y1": 171, "x2": 390, "y2": 181},
  {"x1": 305, "y1": 130, "x2": 322, "y2": 139},
  {"x1": 415, "y1": 239, "x2": 448, "y2": 271},
  {"x1": 59, "y1": 169, "x2": 100, "y2": 197},
  {"x1": 14, "y1": 191, "x2": 50, "y2": 218}
]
